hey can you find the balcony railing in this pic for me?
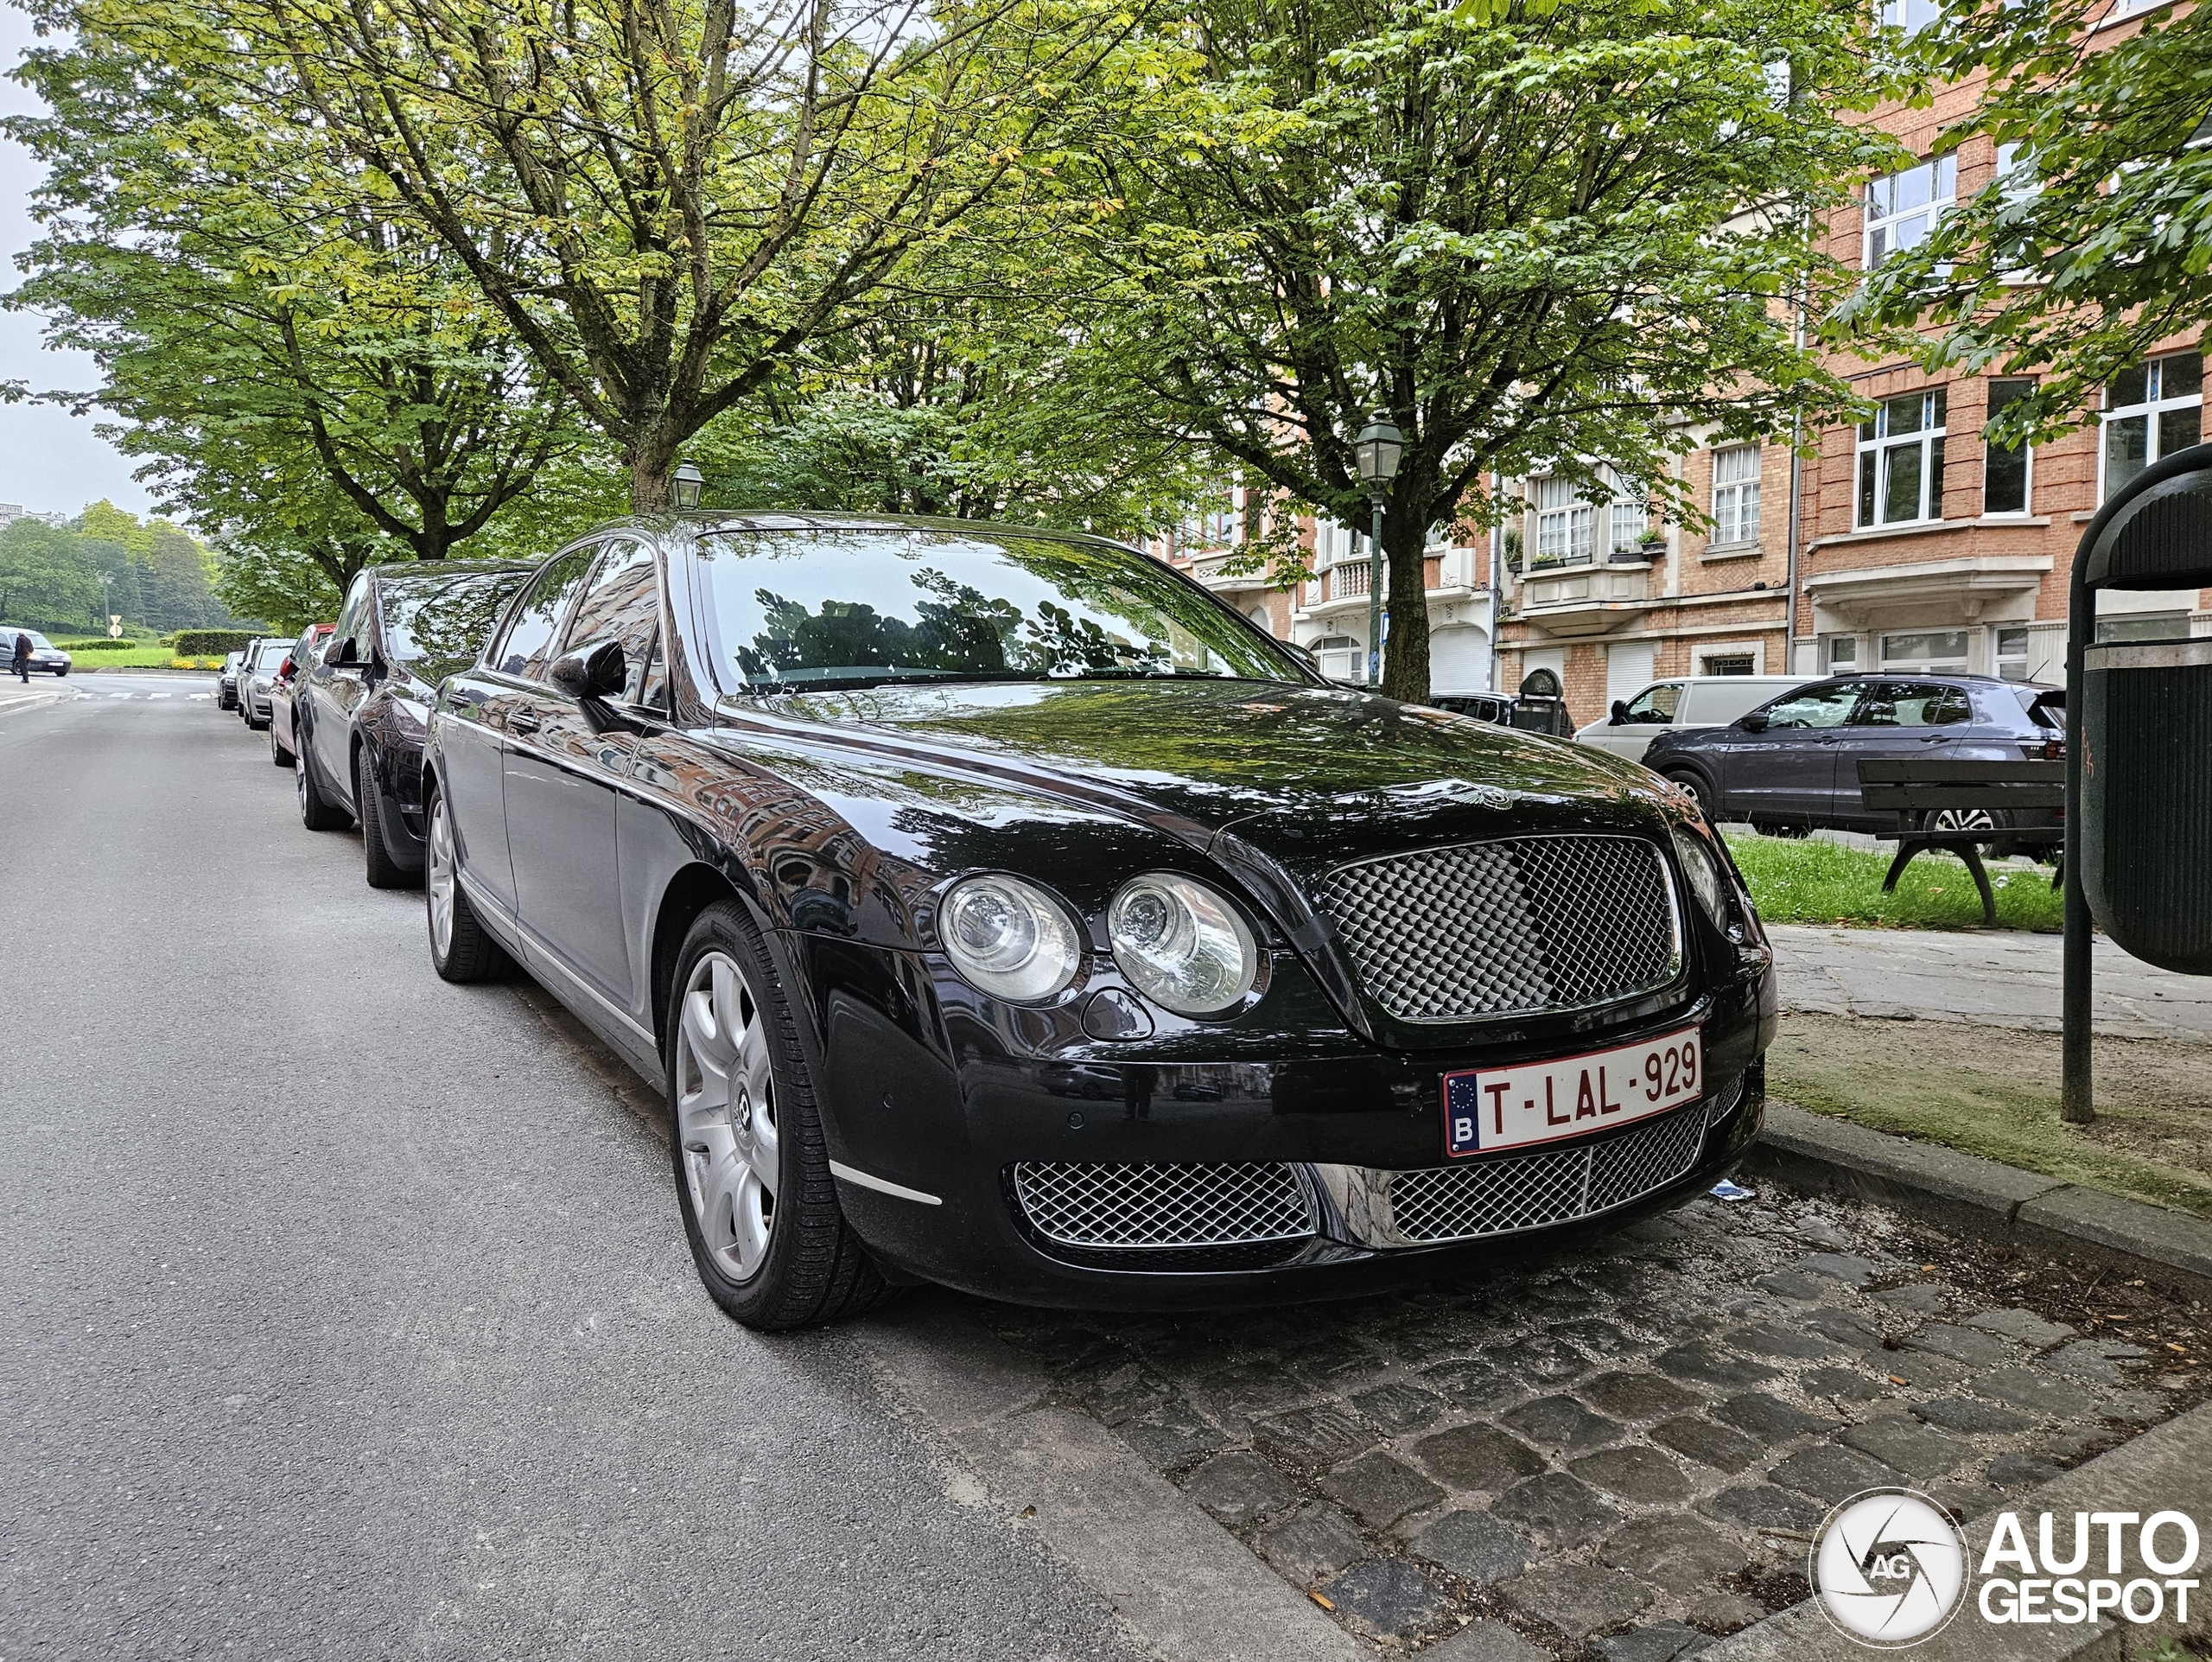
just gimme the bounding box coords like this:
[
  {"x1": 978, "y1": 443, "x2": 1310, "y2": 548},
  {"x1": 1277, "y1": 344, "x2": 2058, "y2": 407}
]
[{"x1": 1330, "y1": 563, "x2": 1372, "y2": 600}]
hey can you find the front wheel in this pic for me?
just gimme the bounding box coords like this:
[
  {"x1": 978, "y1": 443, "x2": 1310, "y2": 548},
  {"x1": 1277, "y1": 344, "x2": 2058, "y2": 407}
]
[
  {"x1": 358, "y1": 746, "x2": 415, "y2": 890},
  {"x1": 425, "y1": 783, "x2": 512, "y2": 983},
  {"x1": 1663, "y1": 769, "x2": 1716, "y2": 821},
  {"x1": 296, "y1": 731, "x2": 351, "y2": 831},
  {"x1": 668, "y1": 902, "x2": 887, "y2": 1331}
]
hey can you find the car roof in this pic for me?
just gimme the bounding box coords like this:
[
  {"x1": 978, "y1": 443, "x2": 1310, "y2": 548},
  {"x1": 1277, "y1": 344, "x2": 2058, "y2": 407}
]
[
  {"x1": 580, "y1": 509, "x2": 1138, "y2": 556},
  {"x1": 1809, "y1": 671, "x2": 2061, "y2": 691}
]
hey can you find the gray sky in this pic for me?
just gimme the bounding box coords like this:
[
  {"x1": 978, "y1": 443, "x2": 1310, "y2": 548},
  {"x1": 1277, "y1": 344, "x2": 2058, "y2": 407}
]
[{"x1": 2, "y1": 4, "x2": 157, "y2": 517}]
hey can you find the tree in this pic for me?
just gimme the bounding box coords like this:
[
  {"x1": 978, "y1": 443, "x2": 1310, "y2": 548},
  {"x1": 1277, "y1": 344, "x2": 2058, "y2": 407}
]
[
  {"x1": 0, "y1": 519, "x2": 102, "y2": 630},
  {"x1": 7, "y1": 29, "x2": 607, "y2": 602},
  {"x1": 65, "y1": 0, "x2": 1158, "y2": 509},
  {"x1": 1842, "y1": 0, "x2": 2212, "y2": 444},
  {"x1": 1072, "y1": 0, "x2": 1888, "y2": 700}
]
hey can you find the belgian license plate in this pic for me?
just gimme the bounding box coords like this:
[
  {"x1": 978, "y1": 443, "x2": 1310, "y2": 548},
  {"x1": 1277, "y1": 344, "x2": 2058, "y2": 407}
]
[{"x1": 1442, "y1": 1027, "x2": 1702, "y2": 1158}]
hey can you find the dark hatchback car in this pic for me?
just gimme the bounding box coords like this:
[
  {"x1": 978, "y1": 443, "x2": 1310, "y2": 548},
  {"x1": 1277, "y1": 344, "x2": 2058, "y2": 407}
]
[
  {"x1": 1643, "y1": 673, "x2": 2064, "y2": 835},
  {"x1": 421, "y1": 516, "x2": 1775, "y2": 1330},
  {"x1": 293, "y1": 561, "x2": 532, "y2": 886}
]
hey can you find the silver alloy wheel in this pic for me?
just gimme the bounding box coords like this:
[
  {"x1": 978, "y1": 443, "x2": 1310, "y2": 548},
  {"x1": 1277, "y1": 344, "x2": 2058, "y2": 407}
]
[
  {"x1": 427, "y1": 790, "x2": 457, "y2": 958},
  {"x1": 1934, "y1": 808, "x2": 1997, "y2": 831},
  {"x1": 676, "y1": 951, "x2": 779, "y2": 1282},
  {"x1": 295, "y1": 744, "x2": 308, "y2": 814}
]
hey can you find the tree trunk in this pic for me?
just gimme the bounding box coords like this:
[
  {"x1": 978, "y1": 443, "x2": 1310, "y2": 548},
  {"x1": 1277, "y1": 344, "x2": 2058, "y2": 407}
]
[
  {"x1": 629, "y1": 419, "x2": 683, "y2": 513},
  {"x1": 1378, "y1": 499, "x2": 1433, "y2": 705}
]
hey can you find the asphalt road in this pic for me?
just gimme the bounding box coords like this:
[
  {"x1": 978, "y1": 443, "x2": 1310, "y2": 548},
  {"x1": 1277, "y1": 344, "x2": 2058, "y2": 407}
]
[{"x1": 0, "y1": 688, "x2": 1145, "y2": 1660}]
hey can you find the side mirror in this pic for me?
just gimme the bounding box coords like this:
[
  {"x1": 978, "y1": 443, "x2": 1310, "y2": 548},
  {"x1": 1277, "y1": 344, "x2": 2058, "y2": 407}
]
[
  {"x1": 1282, "y1": 641, "x2": 1321, "y2": 677},
  {"x1": 1737, "y1": 710, "x2": 1770, "y2": 733},
  {"x1": 550, "y1": 639, "x2": 627, "y2": 703},
  {"x1": 1610, "y1": 699, "x2": 1630, "y2": 724}
]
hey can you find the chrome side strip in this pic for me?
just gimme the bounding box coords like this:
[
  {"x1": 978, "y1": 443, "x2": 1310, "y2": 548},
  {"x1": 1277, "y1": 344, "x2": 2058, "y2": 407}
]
[{"x1": 829, "y1": 1162, "x2": 943, "y2": 1207}]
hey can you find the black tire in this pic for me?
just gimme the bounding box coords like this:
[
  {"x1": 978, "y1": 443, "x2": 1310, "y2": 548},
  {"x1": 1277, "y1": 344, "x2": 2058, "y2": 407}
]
[
  {"x1": 246, "y1": 711, "x2": 268, "y2": 730},
  {"x1": 271, "y1": 722, "x2": 294, "y2": 767},
  {"x1": 1664, "y1": 768, "x2": 1717, "y2": 821},
  {"x1": 424, "y1": 780, "x2": 512, "y2": 983},
  {"x1": 358, "y1": 745, "x2": 415, "y2": 889},
  {"x1": 54, "y1": 667, "x2": 67, "y2": 678},
  {"x1": 667, "y1": 901, "x2": 887, "y2": 1331},
  {"x1": 296, "y1": 729, "x2": 352, "y2": 831}
]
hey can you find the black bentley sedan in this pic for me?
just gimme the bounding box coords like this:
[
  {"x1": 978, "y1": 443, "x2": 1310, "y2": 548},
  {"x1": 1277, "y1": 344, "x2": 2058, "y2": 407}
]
[
  {"x1": 292, "y1": 560, "x2": 532, "y2": 886},
  {"x1": 420, "y1": 516, "x2": 1775, "y2": 1329}
]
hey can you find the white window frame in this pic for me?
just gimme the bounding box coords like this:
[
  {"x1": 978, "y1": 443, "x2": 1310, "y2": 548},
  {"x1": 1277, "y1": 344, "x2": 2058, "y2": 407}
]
[
  {"x1": 1879, "y1": 629, "x2": 1971, "y2": 675},
  {"x1": 1710, "y1": 445, "x2": 1761, "y2": 545},
  {"x1": 2100, "y1": 351, "x2": 2203, "y2": 503},
  {"x1": 1533, "y1": 474, "x2": 1594, "y2": 566},
  {"x1": 1879, "y1": 0, "x2": 1942, "y2": 32},
  {"x1": 1824, "y1": 634, "x2": 1861, "y2": 673},
  {"x1": 1696, "y1": 640, "x2": 1767, "y2": 675},
  {"x1": 1855, "y1": 388, "x2": 1948, "y2": 528},
  {"x1": 1864, "y1": 156, "x2": 1957, "y2": 271},
  {"x1": 1994, "y1": 625, "x2": 2030, "y2": 682}
]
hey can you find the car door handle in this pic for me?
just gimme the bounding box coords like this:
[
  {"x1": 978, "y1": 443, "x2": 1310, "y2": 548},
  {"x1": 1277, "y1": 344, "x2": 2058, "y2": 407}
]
[{"x1": 509, "y1": 710, "x2": 541, "y2": 735}]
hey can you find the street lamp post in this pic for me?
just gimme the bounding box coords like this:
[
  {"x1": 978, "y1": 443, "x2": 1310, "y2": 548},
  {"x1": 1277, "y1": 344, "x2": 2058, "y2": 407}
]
[{"x1": 1352, "y1": 411, "x2": 1404, "y2": 688}]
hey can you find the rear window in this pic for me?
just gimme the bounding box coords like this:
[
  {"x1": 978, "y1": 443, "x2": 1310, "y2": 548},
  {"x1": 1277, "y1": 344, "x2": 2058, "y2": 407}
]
[
  {"x1": 2011, "y1": 686, "x2": 2064, "y2": 730},
  {"x1": 251, "y1": 641, "x2": 292, "y2": 669}
]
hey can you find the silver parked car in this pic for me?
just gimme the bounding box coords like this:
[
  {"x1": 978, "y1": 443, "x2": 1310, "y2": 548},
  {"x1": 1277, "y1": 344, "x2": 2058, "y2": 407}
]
[
  {"x1": 1578, "y1": 676, "x2": 1808, "y2": 765},
  {"x1": 237, "y1": 637, "x2": 295, "y2": 730},
  {"x1": 269, "y1": 623, "x2": 331, "y2": 767}
]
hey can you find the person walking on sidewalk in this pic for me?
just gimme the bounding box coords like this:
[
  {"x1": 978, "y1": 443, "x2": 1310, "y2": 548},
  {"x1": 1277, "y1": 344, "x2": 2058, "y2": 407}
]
[{"x1": 11, "y1": 631, "x2": 30, "y2": 684}]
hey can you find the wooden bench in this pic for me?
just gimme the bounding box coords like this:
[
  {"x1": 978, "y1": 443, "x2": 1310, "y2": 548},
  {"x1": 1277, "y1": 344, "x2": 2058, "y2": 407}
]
[{"x1": 1855, "y1": 759, "x2": 2066, "y2": 925}]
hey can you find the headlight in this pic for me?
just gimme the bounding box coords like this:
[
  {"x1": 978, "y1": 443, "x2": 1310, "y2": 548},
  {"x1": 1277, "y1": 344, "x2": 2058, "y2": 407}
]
[
  {"x1": 1669, "y1": 825, "x2": 1731, "y2": 932},
  {"x1": 1108, "y1": 874, "x2": 1258, "y2": 1016},
  {"x1": 938, "y1": 875, "x2": 1083, "y2": 1003}
]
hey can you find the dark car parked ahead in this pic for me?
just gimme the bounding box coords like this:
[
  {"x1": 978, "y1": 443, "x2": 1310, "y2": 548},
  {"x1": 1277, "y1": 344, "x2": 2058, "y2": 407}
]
[
  {"x1": 421, "y1": 514, "x2": 1773, "y2": 1331},
  {"x1": 293, "y1": 561, "x2": 532, "y2": 886},
  {"x1": 1643, "y1": 672, "x2": 2064, "y2": 835}
]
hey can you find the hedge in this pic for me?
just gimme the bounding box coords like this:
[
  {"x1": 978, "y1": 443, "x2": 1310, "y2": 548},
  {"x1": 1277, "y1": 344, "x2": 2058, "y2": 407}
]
[
  {"x1": 172, "y1": 629, "x2": 261, "y2": 657},
  {"x1": 63, "y1": 638, "x2": 137, "y2": 650}
]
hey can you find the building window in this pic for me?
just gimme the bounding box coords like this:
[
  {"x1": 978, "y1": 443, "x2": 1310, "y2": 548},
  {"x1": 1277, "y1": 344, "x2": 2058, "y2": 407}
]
[
  {"x1": 1856, "y1": 388, "x2": 1948, "y2": 528},
  {"x1": 1703, "y1": 653, "x2": 1757, "y2": 677},
  {"x1": 1984, "y1": 379, "x2": 2034, "y2": 514},
  {"x1": 1711, "y1": 446, "x2": 1761, "y2": 544},
  {"x1": 1880, "y1": 629, "x2": 1970, "y2": 674},
  {"x1": 1825, "y1": 635, "x2": 1859, "y2": 672},
  {"x1": 2096, "y1": 611, "x2": 2190, "y2": 644},
  {"x1": 1995, "y1": 626, "x2": 2030, "y2": 681},
  {"x1": 1879, "y1": 0, "x2": 1942, "y2": 31},
  {"x1": 1864, "y1": 156, "x2": 1956, "y2": 270},
  {"x1": 1533, "y1": 474, "x2": 1593, "y2": 566},
  {"x1": 2102, "y1": 351, "x2": 2202, "y2": 501}
]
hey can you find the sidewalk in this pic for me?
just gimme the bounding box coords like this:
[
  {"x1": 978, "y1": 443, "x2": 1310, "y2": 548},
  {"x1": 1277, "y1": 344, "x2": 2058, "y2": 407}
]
[{"x1": 1769, "y1": 922, "x2": 2212, "y2": 1044}]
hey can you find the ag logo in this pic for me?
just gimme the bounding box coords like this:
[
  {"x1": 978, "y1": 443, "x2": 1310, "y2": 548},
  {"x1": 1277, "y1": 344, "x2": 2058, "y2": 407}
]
[{"x1": 1810, "y1": 1487, "x2": 1969, "y2": 1647}]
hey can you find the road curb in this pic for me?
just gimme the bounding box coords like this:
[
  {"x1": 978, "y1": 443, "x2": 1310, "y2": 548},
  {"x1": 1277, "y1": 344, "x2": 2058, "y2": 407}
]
[
  {"x1": 1745, "y1": 1103, "x2": 2212, "y2": 1300},
  {"x1": 1696, "y1": 1397, "x2": 2212, "y2": 1662},
  {"x1": 855, "y1": 1293, "x2": 1366, "y2": 1662}
]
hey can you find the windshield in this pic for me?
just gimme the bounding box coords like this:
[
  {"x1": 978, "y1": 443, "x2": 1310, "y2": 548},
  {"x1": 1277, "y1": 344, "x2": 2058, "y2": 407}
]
[
  {"x1": 383, "y1": 572, "x2": 528, "y2": 678},
  {"x1": 16, "y1": 630, "x2": 52, "y2": 648},
  {"x1": 696, "y1": 527, "x2": 1306, "y2": 693}
]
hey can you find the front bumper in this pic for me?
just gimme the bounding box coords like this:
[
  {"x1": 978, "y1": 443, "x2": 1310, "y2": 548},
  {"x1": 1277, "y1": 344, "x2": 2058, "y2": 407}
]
[{"x1": 794, "y1": 933, "x2": 1774, "y2": 1310}]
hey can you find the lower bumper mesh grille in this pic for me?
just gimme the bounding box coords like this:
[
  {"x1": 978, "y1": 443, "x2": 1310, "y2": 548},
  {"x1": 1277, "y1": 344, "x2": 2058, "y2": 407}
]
[
  {"x1": 1386, "y1": 1105, "x2": 1708, "y2": 1245},
  {"x1": 1012, "y1": 1161, "x2": 1316, "y2": 1248}
]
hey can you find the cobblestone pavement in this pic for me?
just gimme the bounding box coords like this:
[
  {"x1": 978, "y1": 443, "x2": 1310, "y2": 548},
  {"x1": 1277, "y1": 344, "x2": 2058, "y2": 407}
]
[
  {"x1": 1768, "y1": 923, "x2": 2212, "y2": 1044},
  {"x1": 977, "y1": 1186, "x2": 2205, "y2": 1659}
]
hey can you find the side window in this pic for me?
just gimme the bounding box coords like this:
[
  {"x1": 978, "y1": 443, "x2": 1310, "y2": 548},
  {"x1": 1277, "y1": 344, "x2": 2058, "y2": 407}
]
[
  {"x1": 636, "y1": 628, "x2": 671, "y2": 710},
  {"x1": 1761, "y1": 683, "x2": 1860, "y2": 729},
  {"x1": 559, "y1": 538, "x2": 661, "y2": 697},
  {"x1": 1621, "y1": 683, "x2": 1681, "y2": 723},
  {"x1": 1848, "y1": 681, "x2": 1968, "y2": 727},
  {"x1": 493, "y1": 545, "x2": 598, "y2": 681},
  {"x1": 329, "y1": 574, "x2": 371, "y2": 663}
]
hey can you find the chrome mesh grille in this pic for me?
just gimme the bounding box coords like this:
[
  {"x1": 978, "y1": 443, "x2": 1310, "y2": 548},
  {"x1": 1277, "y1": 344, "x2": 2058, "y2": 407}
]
[
  {"x1": 1314, "y1": 836, "x2": 1679, "y2": 1022},
  {"x1": 1012, "y1": 1162, "x2": 1316, "y2": 1248},
  {"x1": 1386, "y1": 1105, "x2": 1707, "y2": 1245}
]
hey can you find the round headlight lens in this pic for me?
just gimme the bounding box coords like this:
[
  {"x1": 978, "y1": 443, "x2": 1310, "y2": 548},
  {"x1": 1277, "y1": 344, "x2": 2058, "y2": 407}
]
[
  {"x1": 938, "y1": 875, "x2": 1082, "y2": 1003},
  {"x1": 1669, "y1": 825, "x2": 1729, "y2": 930},
  {"x1": 1108, "y1": 874, "x2": 1259, "y2": 1016}
]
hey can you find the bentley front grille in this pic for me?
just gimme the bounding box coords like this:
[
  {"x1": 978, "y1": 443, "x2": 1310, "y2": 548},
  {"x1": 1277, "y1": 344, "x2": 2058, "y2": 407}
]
[
  {"x1": 1384, "y1": 1105, "x2": 1707, "y2": 1245},
  {"x1": 1010, "y1": 1161, "x2": 1317, "y2": 1249},
  {"x1": 1313, "y1": 835, "x2": 1679, "y2": 1022}
]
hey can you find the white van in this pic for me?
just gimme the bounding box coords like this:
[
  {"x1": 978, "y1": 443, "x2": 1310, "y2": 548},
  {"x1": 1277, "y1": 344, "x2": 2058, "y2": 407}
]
[{"x1": 1577, "y1": 675, "x2": 1808, "y2": 763}]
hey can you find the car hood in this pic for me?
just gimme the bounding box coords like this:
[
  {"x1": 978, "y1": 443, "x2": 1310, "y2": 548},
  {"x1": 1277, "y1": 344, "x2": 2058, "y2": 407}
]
[{"x1": 710, "y1": 679, "x2": 1672, "y2": 877}]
